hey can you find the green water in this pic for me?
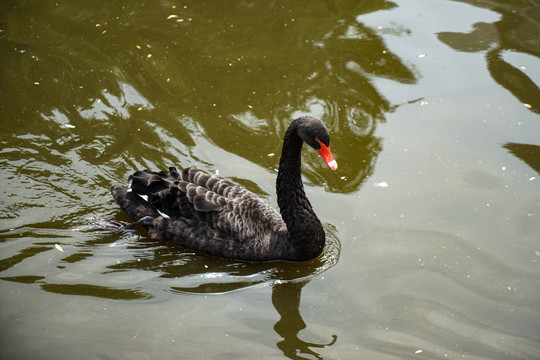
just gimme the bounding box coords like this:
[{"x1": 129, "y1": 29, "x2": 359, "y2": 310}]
[{"x1": 1, "y1": 0, "x2": 539, "y2": 359}]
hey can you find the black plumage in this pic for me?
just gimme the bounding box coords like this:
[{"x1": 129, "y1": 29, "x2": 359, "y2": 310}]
[{"x1": 110, "y1": 116, "x2": 337, "y2": 262}]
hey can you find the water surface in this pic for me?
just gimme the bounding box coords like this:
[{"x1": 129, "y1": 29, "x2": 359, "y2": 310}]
[{"x1": 1, "y1": 0, "x2": 539, "y2": 359}]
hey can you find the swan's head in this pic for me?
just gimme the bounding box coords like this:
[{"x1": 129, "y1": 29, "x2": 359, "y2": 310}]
[{"x1": 296, "y1": 116, "x2": 338, "y2": 170}]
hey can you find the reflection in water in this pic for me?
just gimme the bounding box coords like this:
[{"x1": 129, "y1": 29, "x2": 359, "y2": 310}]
[
  {"x1": 438, "y1": 1, "x2": 540, "y2": 180},
  {"x1": 0, "y1": 226, "x2": 340, "y2": 358},
  {"x1": 0, "y1": 0, "x2": 416, "y2": 196},
  {"x1": 272, "y1": 280, "x2": 337, "y2": 360},
  {"x1": 486, "y1": 48, "x2": 540, "y2": 114},
  {"x1": 0, "y1": 244, "x2": 51, "y2": 272},
  {"x1": 503, "y1": 142, "x2": 540, "y2": 174},
  {"x1": 40, "y1": 283, "x2": 153, "y2": 300},
  {"x1": 439, "y1": 0, "x2": 540, "y2": 113}
]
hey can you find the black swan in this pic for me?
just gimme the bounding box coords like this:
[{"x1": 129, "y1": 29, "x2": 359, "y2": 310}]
[{"x1": 107, "y1": 116, "x2": 337, "y2": 262}]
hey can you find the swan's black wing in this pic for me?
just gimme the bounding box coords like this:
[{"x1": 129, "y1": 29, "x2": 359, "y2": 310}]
[{"x1": 111, "y1": 167, "x2": 291, "y2": 261}]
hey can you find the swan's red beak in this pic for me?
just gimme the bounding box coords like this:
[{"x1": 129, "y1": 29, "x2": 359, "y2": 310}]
[{"x1": 317, "y1": 140, "x2": 338, "y2": 170}]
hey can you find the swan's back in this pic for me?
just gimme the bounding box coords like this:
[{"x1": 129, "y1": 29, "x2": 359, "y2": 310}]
[{"x1": 111, "y1": 167, "x2": 292, "y2": 261}]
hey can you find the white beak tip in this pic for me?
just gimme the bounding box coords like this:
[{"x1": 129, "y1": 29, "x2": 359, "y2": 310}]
[{"x1": 327, "y1": 160, "x2": 338, "y2": 170}]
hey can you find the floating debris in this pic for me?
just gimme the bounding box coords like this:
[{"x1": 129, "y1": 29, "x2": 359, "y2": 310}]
[
  {"x1": 167, "y1": 15, "x2": 184, "y2": 22},
  {"x1": 524, "y1": 103, "x2": 532, "y2": 108},
  {"x1": 374, "y1": 181, "x2": 389, "y2": 188},
  {"x1": 417, "y1": 54, "x2": 427, "y2": 58},
  {"x1": 415, "y1": 349, "x2": 423, "y2": 354},
  {"x1": 267, "y1": 153, "x2": 275, "y2": 157},
  {"x1": 55, "y1": 244, "x2": 64, "y2": 252}
]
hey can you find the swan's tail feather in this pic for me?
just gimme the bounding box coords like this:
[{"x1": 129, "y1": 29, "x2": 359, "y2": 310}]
[
  {"x1": 111, "y1": 184, "x2": 161, "y2": 222},
  {"x1": 130, "y1": 170, "x2": 175, "y2": 195}
]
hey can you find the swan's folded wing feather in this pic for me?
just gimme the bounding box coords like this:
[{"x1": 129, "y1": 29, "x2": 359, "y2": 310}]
[
  {"x1": 192, "y1": 191, "x2": 227, "y2": 212},
  {"x1": 129, "y1": 167, "x2": 284, "y2": 241},
  {"x1": 182, "y1": 167, "x2": 236, "y2": 196}
]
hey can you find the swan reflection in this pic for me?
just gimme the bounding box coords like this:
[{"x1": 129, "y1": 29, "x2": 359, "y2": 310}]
[{"x1": 272, "y1": 280, "x2": 337, "y2": 360}]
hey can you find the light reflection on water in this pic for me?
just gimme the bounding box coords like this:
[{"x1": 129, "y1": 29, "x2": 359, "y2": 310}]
[{"x1": 1, "y1": 0, "x2": 540, "y2": 359}]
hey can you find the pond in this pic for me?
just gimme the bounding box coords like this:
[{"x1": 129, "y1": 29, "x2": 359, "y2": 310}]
[{"x1": 1, "y1": 0, "x2": 539, "y2": 359}]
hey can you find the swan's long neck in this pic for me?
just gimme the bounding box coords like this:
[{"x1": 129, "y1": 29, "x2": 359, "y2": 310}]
[{"x1": 276, "y1": 121, "x2": 325, "y2": 260}]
